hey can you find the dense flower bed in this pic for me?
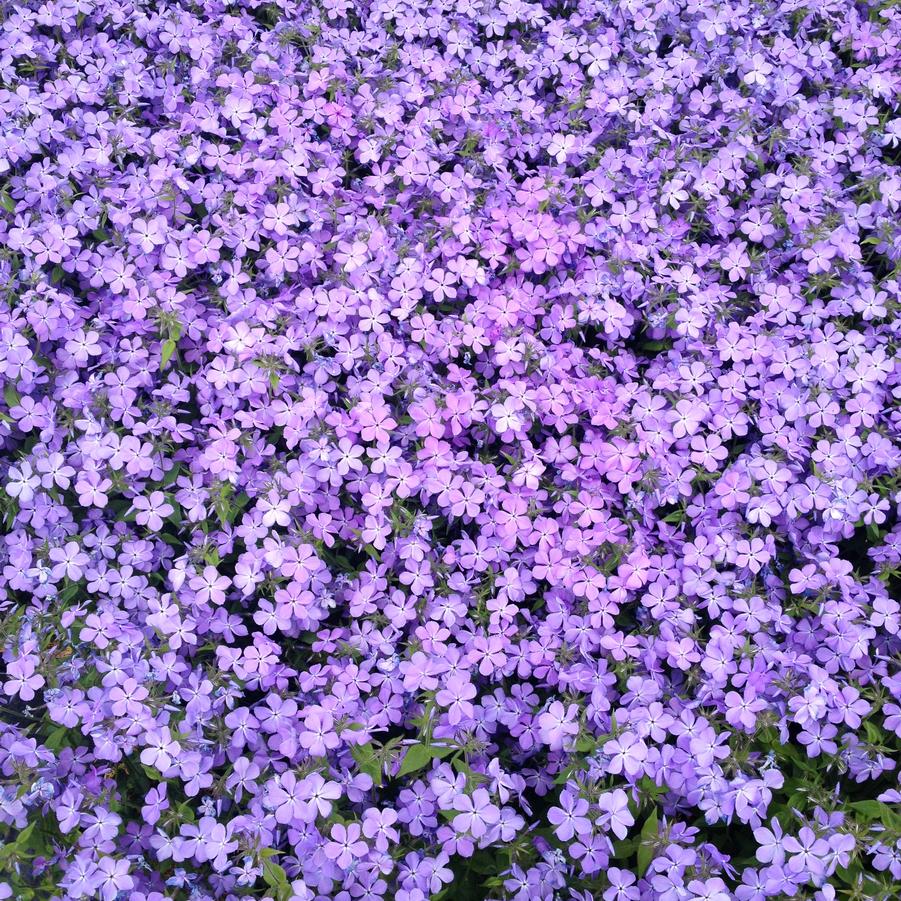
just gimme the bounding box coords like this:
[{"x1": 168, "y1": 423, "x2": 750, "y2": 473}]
[{"x1": 1, "y1": 0, "x2": 901, "y2": 898}]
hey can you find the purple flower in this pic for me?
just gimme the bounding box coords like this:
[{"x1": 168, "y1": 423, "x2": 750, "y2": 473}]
[
  {"x1": 324, "y1": 823, "x2": 368, "y2": 869},
  {"x1": 0, "y1": 1, "x2": 899, "y2": 897},
  {"x1": 538, "y1": 702, "x2": 579, "y2": 751},
  {"x1": 94, "y1": 857, "x2": 133, "y2": 901},
  {"x1": 452, "y1": 789, "x2": 500, "y2": 839},
  {"x1": 548, "y1": 789, "x2": 591, "y2": 842},
  {"x1": 596, "y1": 789, "x2": 634, "y2": 841},
  {"x1": 604, "y1": 733, "x2": 648, "y2": 778}
]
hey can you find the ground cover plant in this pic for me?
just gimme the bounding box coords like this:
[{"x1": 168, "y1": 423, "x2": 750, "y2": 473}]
[{"x1": 1, "y1": 0, "x2": 901, "y2": 898}]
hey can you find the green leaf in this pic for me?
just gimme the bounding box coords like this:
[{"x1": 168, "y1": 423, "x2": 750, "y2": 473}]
[
  {"x1": 177, "y1": 802, "x2": 196, "y2": 823},
  {"x1": 850, "y1": 800, "x2": 883, "y2": 819},
  {"x1": 636, "y1": 808, "x2": 659, "y2": 877},
  {"x1": 849, "y1": 800, "x2": 901, "y2": 828},
  {"x1": 835, "y1": 862, "x2": 862, "y2": 885},
  {"x1": 160, "y1": 339, "x2": 177, "y2": 369},
  {"x1": 611, "y1": 838, "x2": 637, "y2": 860},
  {"x1": 397, "y1": 743, "x2": 434, "y2": 777},
  {"x1": 160, "y1": 464, "x2": 182, "y2": 488},
  {"x1": 263, "y1": 860, "x2": 288, "y2": 886},
  {"x1": 397, "y1": 743, "x2": 453, "y2": 778},
  {"x1": 228, "y1": 491, "x2": 250, "y2": 523},
  {"x1": 58, "y1": 582, "x2": 80, "y2": 603},
  {"x1": 3, "y1": 383, "x2": 19, "y2": 408},
  {"x1": 450, "y1": 755, "x2": 488, "y2": 788},
  {"x1": 640, "y1": 807, "x2": 659, "y2": 839},
  {"x1": 0, "y1": 191, "x2": 14, "y2": 213},
  {"x1": 351, "y1": 743, "x2": 383, "y2": 786},
  {"x1": 44, "y1": 726, "x2": 69, "y2": 752},
  {"x1": 638, "y1": 776, "x2": 667, "y2": 801},
  {"x1": 16, "y1": 820, "x2": 35, "y2": 848},
  {"x1": 263, "y1": 857, "x2": 291, "y2": 901},
  {"x1": 554, "y1": 765, "x2": 577, "y2": 785},
  {"x1": 862, "y1": 719, "x2": 883, "y2": 745},
  {"x1": 0, "y1": 820, "x2": 36, "y2": 863},
  {"x1": 165, "y1": 500, "x2": 182, "y2": 525}
]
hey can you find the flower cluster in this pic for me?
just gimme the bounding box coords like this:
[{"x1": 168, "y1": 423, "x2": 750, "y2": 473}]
[{"x1": 1, "y1": 0, "x2": 900, "y2": 899}]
